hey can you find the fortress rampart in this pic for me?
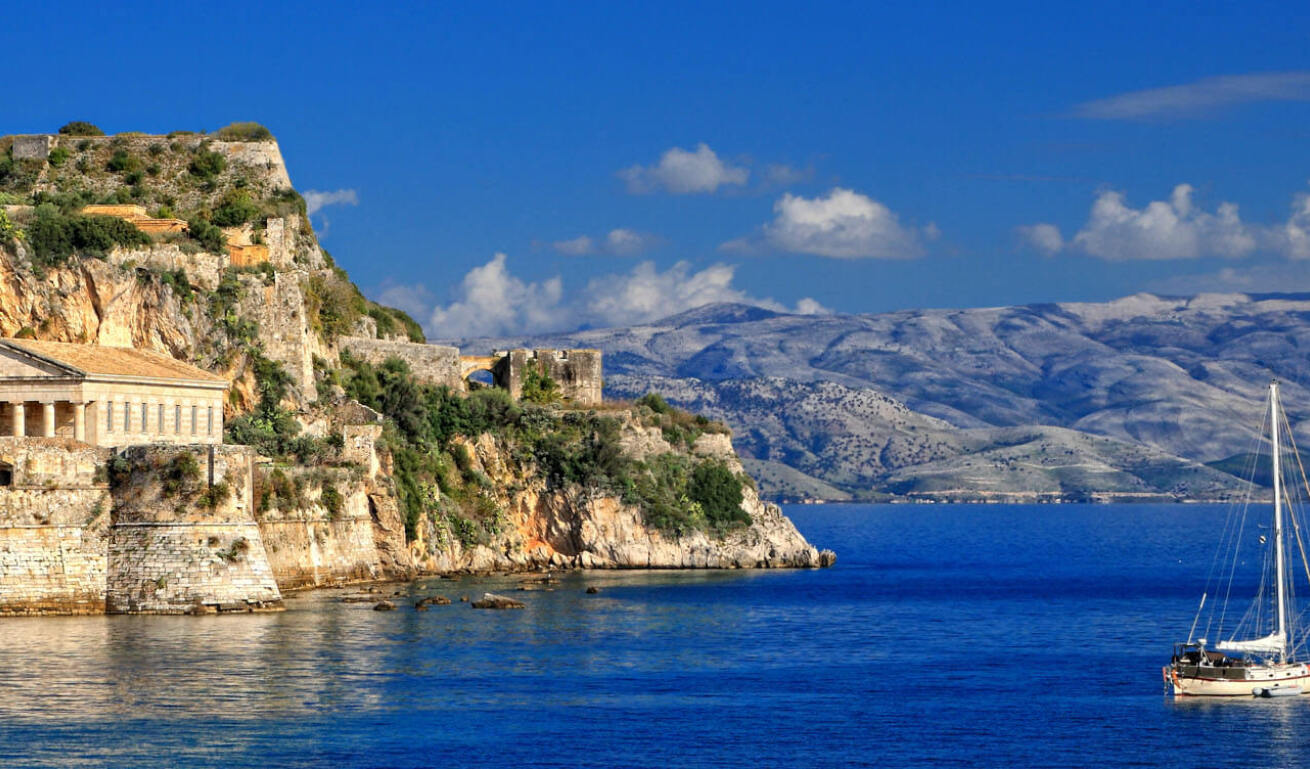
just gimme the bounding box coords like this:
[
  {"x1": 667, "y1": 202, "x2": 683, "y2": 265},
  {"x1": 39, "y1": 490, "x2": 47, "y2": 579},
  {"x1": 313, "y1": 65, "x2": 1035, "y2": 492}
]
[
  {"x1": 339, "y1": 337, "x2": 603, "y2": 406},
  {"x1": 0, "y1": 442, "x2": 284, "y2": 615}
]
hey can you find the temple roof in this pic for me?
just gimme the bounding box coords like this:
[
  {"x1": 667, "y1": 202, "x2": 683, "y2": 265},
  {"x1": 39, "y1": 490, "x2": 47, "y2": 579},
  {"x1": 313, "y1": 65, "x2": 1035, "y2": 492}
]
[{"x1": 0, "y1": 339, "x2": 227, "y2": 386}]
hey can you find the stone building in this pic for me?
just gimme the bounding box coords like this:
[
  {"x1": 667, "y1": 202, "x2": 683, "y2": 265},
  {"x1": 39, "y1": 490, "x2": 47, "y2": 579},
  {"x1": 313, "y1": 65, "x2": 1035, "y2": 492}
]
[
  {"x1": 79, "y1": 204, "x2": 188, "y2": 234},
  {"x1": 0, "y1": 339, "x2": 228, "y2": 447},
  {"x1": 338, "y1": 337, "x2": 604, "y2": 406}
]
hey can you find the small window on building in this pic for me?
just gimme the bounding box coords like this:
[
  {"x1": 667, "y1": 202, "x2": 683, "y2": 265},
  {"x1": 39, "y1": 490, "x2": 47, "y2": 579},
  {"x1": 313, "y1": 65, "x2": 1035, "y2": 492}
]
[
  {"x1": 207, "y1": 406, "x2": 214, "y2": 435},
  {"x1": 141, "y1": 402, "x2": 149, "y2": 431},
  {"x1": 124, "y1": 401, "x2": 131, "y2": 432},
  {"x1": 158, "y1": 404, "x2": 164, "y2": 432},
  {"x1": 0, "y1": 462, "x2": 12, "y2": 487},
  {"x1": 106, "y1": 402, "x2": 113, "y2": 433},
  {"x1": 175, "y1": 405, "x2": 181, "y2": 434},
  {"x1": 191, "y1": 405, "x2": 197, "y2": 435}
]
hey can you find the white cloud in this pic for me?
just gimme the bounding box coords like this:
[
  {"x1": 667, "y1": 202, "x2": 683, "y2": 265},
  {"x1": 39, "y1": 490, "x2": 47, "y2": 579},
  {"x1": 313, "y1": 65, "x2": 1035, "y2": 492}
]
[
  {"x1": 752, "y1": 187, "x2": 925, "y2": 259},
  {"x1": 1017, "y1": 223, "x2": 1065, "y2": 255},
  {"x1": 303, "y1": 188, "x2": 359, "y2": 215},
  {"x1": 427, "y1": 253, "x2": 567, "y2": 339},
  {"x1": 603, "y1": 228, "x2": 654, "y2": 255},
  {"x1": 1022, "y1": 183, "x2": 1310, "y2": 261},
  {"x1": 1270, "y1": 189, "x2": 1310, "y2": 260},
  {"x1": 618, "y1": 143, "x2": 749, "y2": 195},
  {"x1": 552, "y1": 235, "x2": 595, "y2": 255},
  {"x1": 420, "y1": 255, "x2": 828, "y2": 339},
  {"x1": 1029, "y1": 184, "x2": 1262, "y2": 260},
  {"x1": 552, "y1": 228, "x2": 657, "y2": 256},
  {"x1": 793, "y1": 297, "x2": 831, "y2": 315},
  {"x1": 1071, "y1": 71, "x2": 1310, "y2": 120}
]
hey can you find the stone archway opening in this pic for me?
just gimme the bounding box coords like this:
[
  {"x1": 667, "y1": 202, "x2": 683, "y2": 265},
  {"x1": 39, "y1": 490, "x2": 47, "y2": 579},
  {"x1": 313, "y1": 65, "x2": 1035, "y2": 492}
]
[
  {"x1": 465, "y1": 369, "x2": 495, "y2": 390},
  {"x1": 0, "y1": 461, "x2": 12, "y2": 487}
]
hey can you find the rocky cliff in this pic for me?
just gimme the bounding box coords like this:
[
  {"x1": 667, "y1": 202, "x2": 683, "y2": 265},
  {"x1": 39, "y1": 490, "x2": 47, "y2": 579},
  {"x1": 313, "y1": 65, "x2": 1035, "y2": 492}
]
[
  {"x1": 411, "y1": 426, "x2": 826, "y2": 572},
  {"x1": 0, "y1": 124, "x2": 827, "y2": 590}
]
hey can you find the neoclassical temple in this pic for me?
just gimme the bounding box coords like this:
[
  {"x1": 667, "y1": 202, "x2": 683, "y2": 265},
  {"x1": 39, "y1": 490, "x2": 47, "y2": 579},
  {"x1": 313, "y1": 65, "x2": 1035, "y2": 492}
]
[{"x1": 0, "y1": 339, "x2": 228, "y2": 446}]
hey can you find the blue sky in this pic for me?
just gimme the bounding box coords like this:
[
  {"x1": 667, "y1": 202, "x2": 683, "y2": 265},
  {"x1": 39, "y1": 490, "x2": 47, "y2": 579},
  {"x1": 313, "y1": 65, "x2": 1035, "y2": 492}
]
[{"x1": 8, "y1": 1, "x2": 1310, "y2": 338}]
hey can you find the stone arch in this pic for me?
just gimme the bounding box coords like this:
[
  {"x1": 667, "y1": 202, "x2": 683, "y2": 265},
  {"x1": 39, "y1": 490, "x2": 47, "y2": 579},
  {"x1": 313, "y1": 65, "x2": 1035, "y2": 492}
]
[{"x1": 459, "y1": 355, "x2": 506, "y2": 392}]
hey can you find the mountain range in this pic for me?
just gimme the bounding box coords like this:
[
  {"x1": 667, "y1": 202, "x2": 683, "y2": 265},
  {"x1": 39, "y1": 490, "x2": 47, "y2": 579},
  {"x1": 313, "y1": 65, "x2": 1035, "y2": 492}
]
[{"x1": 450, "y1": 293, "x2": 1310, "y2": 502}]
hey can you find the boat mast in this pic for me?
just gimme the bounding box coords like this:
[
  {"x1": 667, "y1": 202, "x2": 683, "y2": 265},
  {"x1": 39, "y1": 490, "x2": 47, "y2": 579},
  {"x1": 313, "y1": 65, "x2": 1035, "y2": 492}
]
[{"x1": 1272, "y1": 380, "x2": 1289, "y2": 662}]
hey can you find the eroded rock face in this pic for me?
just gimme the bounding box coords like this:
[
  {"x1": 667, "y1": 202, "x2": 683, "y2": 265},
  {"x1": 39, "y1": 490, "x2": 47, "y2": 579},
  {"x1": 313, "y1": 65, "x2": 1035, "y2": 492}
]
[{"x1": 410, "y1": 421, "x2": 825, "y2": 574}]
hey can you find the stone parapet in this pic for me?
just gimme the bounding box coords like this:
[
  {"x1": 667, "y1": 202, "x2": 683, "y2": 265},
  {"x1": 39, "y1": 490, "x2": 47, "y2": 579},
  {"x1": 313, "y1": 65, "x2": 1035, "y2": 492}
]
[
  {"x1": 339, "y1": 337, "x2": 464, "y2": 390},
  {"x1": 11, "y1": 135, "x2": 53, "y2": 160},
  {"x1": 105, "y1": 521, "x2": 282, "y2": 613}
]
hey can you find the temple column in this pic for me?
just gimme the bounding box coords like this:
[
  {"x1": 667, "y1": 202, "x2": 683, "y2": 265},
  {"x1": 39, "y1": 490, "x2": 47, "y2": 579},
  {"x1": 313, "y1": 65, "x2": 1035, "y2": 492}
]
[
  {"x1": 42, "y1": 402, "x2": 55, "y2": 438},
  {"x1": 73, "y1": 402, "x2": 86, "y2": 442},
  {"x1": 11, "y1": 402, "x2": 24, "y2": 437}
]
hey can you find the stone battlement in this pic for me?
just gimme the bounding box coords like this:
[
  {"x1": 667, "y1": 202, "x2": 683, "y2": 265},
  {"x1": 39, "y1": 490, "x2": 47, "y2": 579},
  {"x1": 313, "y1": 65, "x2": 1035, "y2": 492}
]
[{"x1": 339, "y1": 337, "x2": 603, "y2": 406}]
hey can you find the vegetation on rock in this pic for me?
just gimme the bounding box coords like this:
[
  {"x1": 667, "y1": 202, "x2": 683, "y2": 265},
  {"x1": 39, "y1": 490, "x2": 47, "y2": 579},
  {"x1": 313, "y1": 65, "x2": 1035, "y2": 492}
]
[
  {"x1": 58, "y1": 121, "x2": 104, "y2": 137},
  {"x1": 339, "y1": 354, "x2": 749, "y2": 539},
  {"x1": 213, "y1": 122, "x2": 274, "y2": 142}
]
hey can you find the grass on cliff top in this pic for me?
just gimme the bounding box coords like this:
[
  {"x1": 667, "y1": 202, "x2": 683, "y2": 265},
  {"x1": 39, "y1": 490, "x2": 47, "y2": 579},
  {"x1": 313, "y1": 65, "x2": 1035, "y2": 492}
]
[
  {"x1": 0, "y1": 125, "x2": 311, "y2": 258},
  {"x1": 336, "y1": 354, "x2": 750, "y2": 542}
]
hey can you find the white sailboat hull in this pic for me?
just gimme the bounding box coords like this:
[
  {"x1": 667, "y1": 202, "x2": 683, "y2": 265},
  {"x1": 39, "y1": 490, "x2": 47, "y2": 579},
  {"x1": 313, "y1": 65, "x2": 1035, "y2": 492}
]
[{"x1": 1167, "y1": 663, "x2": 1310, "y2": 697}]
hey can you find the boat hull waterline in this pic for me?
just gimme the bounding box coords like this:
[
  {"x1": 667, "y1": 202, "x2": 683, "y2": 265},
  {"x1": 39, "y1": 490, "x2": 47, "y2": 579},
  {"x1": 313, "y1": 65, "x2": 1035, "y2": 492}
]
[{"x1": 1165, "y1": 664, "x2": 1310, "y2": 697}]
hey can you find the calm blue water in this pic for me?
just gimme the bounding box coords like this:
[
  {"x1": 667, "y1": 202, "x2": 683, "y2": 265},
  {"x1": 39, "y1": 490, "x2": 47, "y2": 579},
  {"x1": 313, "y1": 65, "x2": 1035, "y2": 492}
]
[{"x1": 2, "y1": 503, "x2": 1307, "y2": 768}]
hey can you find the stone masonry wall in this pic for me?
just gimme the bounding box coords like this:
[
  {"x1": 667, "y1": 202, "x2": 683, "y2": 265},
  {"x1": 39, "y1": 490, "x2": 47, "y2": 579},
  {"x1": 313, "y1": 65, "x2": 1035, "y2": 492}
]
[
  {"x1": 11, "y1": 135, "x2": 53, "y2": 160},
  {"x1": 339, "y1": 337, "x2": 464, "y2": 390},
  {"x1": 338, "y1": 338, "x2": 603, "y2": 405},
  {"x1": 0, "y1": 442, "x2": 110, "y2": 615},
  {"x1": 503, "y1": 349, "x2": 603, "y2": 406},
  {"x1": 0, "y1": 522, "x2": 108, "y2": 615},
  {"x1": 0, "y1": 440, "x2": 112, "y2": 615},
  {"x1": 105, "y1": 444, "x2": 283, "y2": 613}
]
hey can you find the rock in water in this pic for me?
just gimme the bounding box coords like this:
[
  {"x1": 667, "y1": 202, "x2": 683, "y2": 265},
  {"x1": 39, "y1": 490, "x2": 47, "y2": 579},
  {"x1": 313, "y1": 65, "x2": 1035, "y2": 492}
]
[
  {"x1": 818, "y1": 550, "x2": 837, "y2": 568},
  {"x1": 471, "y1": 592, "x2": 526, "y2": 609},
  {"x1": 585, "y1": 586, "x2": 600, "y2": 594},
  {"x1": 415, "y1": 595, "x2": 451, "y2": 608},
  {"x1": 373, "y1": 600, "x2": 396, "y2": 611}
]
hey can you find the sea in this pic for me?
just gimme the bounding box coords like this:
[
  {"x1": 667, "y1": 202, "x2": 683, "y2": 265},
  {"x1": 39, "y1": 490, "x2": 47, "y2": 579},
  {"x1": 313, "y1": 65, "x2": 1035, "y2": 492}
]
[{"x1": 2, "y1": 503, "x2": 1306, "y2": 768}]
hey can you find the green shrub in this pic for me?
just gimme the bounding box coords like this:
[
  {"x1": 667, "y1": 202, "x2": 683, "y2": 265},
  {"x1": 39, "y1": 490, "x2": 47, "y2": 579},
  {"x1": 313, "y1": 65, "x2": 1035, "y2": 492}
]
[
  {"x1": 520, "y1": 361, "x2": 561, "y2": 404},
  {"x1": 213, "y1": 122, "x2": 273, "y2": 142},
  {"x1": 188, "y1": 147, "x2": 226, "y2": 179},
  {"x1": 0, "y1": 209, "x2": 21, "y2": 246},
  {"x1": 58, "y1": 121, "x2": 104, "y2": 137},
  {"x1": 25, "y1": 206, "x2": 151, "y2": 268},
  {"x1": 211, "y1": 189, "x2": 260, "y2": 227},
  {"x1": 320, "y1": 486, "x2": 344, "y2": 520},
  {"x1": 186, "y1": 217, "x2": 227, "y2": 253},
  {"x1": 47, "y1": 147, "x2": 70, "y2": 167},
  {"x1": 106, "y1": 150, "x2": 143, "y2": 175},
  {"x1": 198, "y1": 481, "x2": 231, "y2": 509},
  {"x1": 305, "y1": 271, "x2": 366, "y2": 341},
  {"x1": 688, "y1": 462, "x2": 748, "y2": 527},
  {"x1": 637, "y1": 392, "x2": 672, "y2": 414},
  {"x1": 161, "y1": 452, "x2": 202, "y2": 496}
]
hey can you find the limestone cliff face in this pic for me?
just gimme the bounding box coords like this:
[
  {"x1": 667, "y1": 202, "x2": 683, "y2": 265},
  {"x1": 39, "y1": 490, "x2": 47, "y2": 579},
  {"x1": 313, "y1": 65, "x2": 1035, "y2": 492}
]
[
  {"x1": 0, "y1": 130, "x2": 831, "y2": 587},
  {"x1": 0, "y1": 248, "x2": 195, "y2": 354},
  {"x1": 410, "y1": 424, "x2": 826, "y2": 573}
]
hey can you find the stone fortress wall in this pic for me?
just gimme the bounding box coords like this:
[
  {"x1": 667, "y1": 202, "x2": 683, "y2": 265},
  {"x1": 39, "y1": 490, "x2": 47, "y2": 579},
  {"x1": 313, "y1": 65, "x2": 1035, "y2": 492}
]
[
  {"x1": 339, "y1": 337, "x2": 603, "y2": 406},
  {"x1": 105, "y1": 444, "x2": 283, "y2": 614},
  {"x1": 0, "y1": 442, "x2": 285, "y2": 615},
  {"x1": 0, "y1": 439, "x2": 112, "y2": 615}
]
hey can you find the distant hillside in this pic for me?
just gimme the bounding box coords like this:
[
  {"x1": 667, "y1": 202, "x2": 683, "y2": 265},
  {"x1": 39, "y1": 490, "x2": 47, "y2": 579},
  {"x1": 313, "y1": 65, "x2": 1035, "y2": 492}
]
[{"x1": 451, "y1": 293, "x2": 1310, "y2": 501}]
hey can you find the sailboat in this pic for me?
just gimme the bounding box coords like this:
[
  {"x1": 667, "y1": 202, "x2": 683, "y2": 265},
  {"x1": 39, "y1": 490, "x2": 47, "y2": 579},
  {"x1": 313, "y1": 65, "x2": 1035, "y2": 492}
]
[{"x1": 1165, "y1": 381, "x2": 1310, "y2": 697}]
